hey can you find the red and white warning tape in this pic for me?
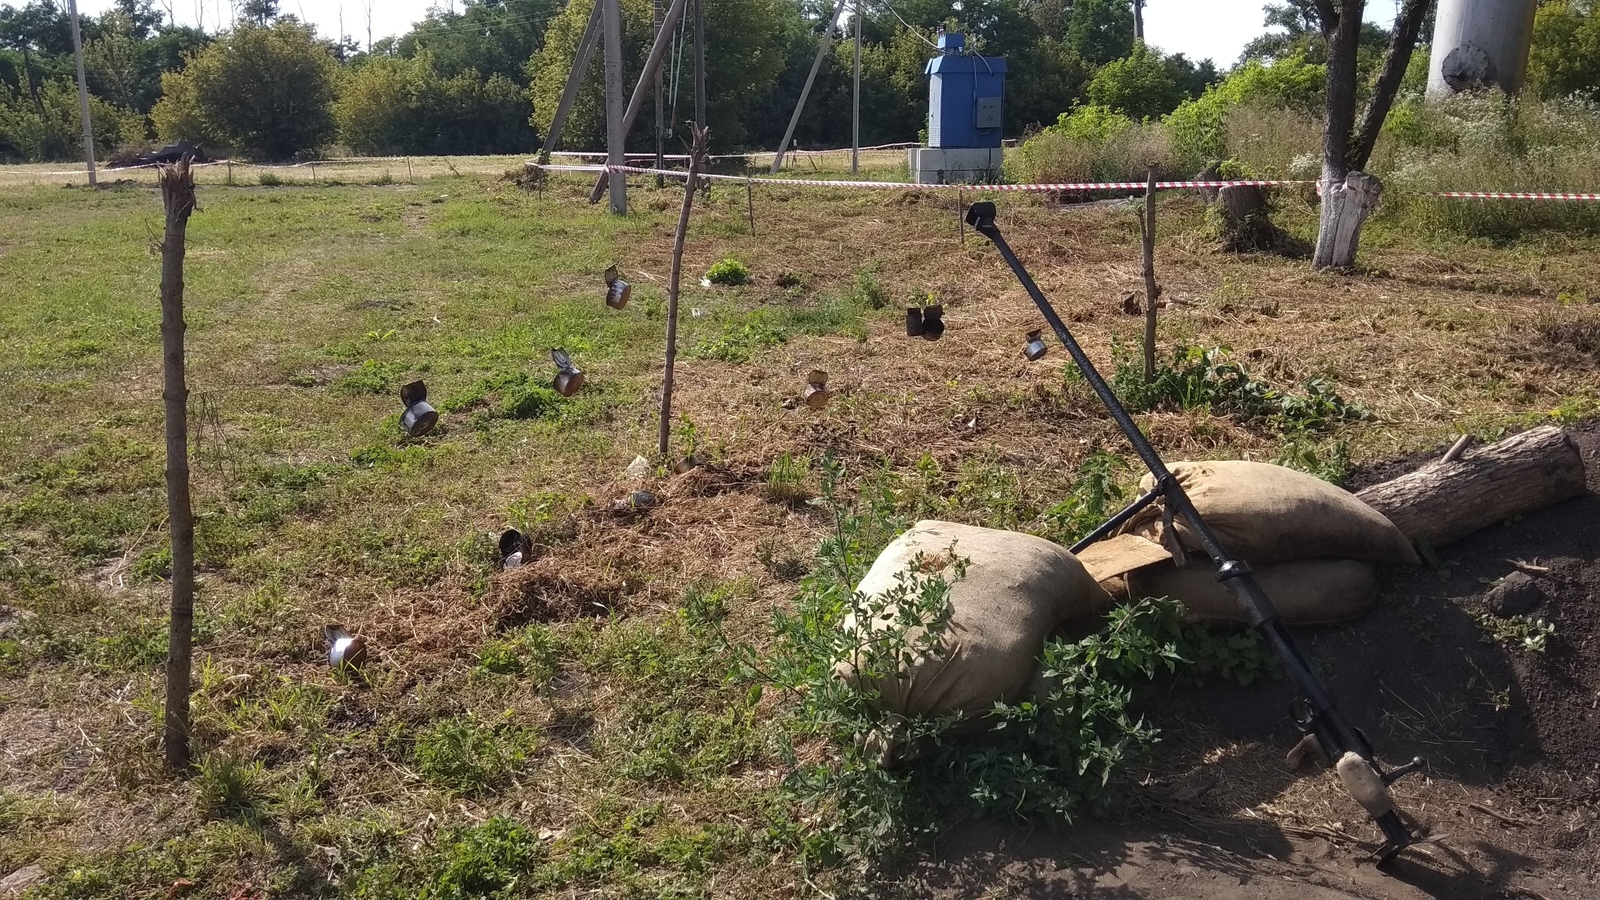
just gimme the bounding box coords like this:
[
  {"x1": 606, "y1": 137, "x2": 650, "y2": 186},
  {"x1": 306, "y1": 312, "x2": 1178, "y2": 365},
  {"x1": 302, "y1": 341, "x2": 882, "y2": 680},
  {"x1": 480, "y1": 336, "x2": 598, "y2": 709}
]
[
  {"x1": 534, "y1": 162, "x2": 1600, "y2": 202},
  {"x1": 542, "y1": 161, "x2": 1310, "y2": 193},
  {"x1": 1416, "y1": 190, "x2": 1600, "y2": 201}
]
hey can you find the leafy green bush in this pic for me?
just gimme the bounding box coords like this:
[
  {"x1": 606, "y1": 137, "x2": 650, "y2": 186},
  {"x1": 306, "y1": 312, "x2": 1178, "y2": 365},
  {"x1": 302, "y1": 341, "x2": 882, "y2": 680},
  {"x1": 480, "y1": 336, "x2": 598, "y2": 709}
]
[
  {"x1": 750, "y1": 458, "x2": 1270, "y2": 874},
  {"x1": 1112, "y1": 344, "x2": 1365, "y2": 432},
  {"x1": 848, "y1": 267, "x2": 889, "y2": 309},
  {"x1": 336, "y1": 52, "x2": 532, "y2": 155},
  {"x1": 1006, "y1": 111, "x2": 1172, "y2": 184},
  {"x1": 153, "y1": 21, "x2": 339, "y2": 159},
  {"x1": 1086, "y1": 44, "x2": 1185, "y2": 121},
  {"x1": 197, "y1": 754, "x2": 268, "y2": 821},
  {"x1": 705, "y1": 258, "x2": 752, "y2": 286}
]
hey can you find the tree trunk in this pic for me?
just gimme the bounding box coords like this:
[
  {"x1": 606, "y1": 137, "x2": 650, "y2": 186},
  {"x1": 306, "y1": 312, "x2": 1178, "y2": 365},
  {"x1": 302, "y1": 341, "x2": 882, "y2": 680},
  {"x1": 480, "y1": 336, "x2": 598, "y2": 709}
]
[
  {"x1": 1313, "y1": 0, "x2": 1365, "y2": 270},
  {"x1": 1312, "y1": 171, "x2": 1383, "y2": 269},
  {"x1": 1356, "y1": 426, "x2": 1589, "y2": 551},
  {"x1": 1351, "y1": 0, "x2": 1431, "y2": 171},
  {"x1": 159, "y1": 159, "x2": 197, "y2": 772}
]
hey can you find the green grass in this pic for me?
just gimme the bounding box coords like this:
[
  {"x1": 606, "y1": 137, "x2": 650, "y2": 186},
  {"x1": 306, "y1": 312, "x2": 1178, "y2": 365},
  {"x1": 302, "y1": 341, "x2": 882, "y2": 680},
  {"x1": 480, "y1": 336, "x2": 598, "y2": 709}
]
[{"x1": 3, "y1": 160, "x2": 1600, "y2": 898}]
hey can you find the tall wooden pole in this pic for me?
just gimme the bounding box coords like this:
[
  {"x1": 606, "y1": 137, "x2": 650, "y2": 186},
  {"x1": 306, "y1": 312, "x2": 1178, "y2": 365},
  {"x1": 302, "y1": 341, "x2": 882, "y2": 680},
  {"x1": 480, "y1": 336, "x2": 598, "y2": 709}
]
[
  {"x1": 538, "y1": 0, "x2": 603, "y2": 166},
  {"x1": 603, "y1": 0, "x2": 627, "y2": 214},
  {"x1": 66, "y1": 0, "x2": 97, "y2": 186},
  {"x1": 693, "y1": 0, "x2": 705, "y2": 130},
  {"x1": 851, "y1": 0, "x2": 861, "y2": 175},
  {"x1": 771, "y1": 0, "x2": 851, "y2": 173},
  {"x1": 1133, "y1": 0, "x2": 1145, "y2": 43},
  {"x1": 588, "y1": 0, "x2": 690, "y2": 203},
  {"x1": 660, "y1": 126, "x2": 709, "y2": 457},
  {"x1": 159, "y1": 159, "x2": 197, "y2": 771},
  {"x1": 654, "y1": 0, "x2": 665, "y2": 187}
]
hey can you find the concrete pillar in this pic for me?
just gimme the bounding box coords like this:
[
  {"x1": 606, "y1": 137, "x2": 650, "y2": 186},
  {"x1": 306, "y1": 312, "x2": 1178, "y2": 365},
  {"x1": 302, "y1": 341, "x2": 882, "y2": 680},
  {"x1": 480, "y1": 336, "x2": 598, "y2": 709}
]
[{"x1": 1426, "y1": 0, "x2": 1538, "y2": 99}]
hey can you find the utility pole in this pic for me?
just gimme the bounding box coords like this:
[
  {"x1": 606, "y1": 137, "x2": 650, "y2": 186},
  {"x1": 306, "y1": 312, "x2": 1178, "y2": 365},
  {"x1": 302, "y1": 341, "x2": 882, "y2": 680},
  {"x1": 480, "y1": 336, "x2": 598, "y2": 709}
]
[
  {"x1": 654, "y1": 0, "x2": 665, "y2": 186},
  {"x1": 1134, "y1": 0, "x2": 1145, "y2": 43},
  {"x1": 66, "y1": 0, "x2": 97, "y2": 187},
  {"x1": 693, "y1": 0, "x2": 705, "y2": 130},
  {"x1": 603, "y1": 0, "x2": 627, "y2": 214},
  {"x1": 771, "y1": 0, "x2": 851, "y2": 173},
  {"x1": 851, "y1": 0, "x2": 861, "y2": 174}
]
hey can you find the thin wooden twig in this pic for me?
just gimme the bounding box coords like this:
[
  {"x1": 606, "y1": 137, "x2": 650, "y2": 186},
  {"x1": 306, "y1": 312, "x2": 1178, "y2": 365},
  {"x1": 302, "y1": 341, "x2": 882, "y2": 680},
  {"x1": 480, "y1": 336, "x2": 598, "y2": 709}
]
[
  {"x1": 659, "y1": 124, "x2": 709, "y2": 458},
  {"x1": 1467, "y1": 802, "x2": 1537, "y2": 827},
  {"x1": 1441, "y1": 433, "x2": 1472, "y2": 463}
]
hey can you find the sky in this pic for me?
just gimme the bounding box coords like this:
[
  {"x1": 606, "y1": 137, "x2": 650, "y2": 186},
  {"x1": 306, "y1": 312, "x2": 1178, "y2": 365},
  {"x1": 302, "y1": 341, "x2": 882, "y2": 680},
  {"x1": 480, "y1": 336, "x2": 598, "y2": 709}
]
[{"x1": 65, "y1": 0, "x2": 1408, "y2": 66}]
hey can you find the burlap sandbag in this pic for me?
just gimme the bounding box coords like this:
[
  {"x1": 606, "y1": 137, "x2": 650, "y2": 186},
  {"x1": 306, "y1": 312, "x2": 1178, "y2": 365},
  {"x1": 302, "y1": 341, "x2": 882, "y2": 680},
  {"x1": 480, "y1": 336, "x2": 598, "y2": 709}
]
[
  {"x1": 835, "y1": 520, "x2": 1112, "y2": 721},
  {"x1": 1127, "y1": 558, "x2": 1381, "y2": 625},
  {"x1": 1126, "y1": 461, "x2": 1419, "y2": 566}
]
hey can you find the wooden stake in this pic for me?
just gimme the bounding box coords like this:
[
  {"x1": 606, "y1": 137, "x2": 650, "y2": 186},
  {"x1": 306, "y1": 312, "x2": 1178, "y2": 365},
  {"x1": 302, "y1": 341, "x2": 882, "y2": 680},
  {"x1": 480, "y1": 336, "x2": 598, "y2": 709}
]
[
  {"x1": 1141, "y1": 166, "x2": 1160, "y2": 382},
  {"x1": 660, "y1": 125, "x2": 709, "y2": 457},
  {"x1": 745, "y1": 171, "x2": 755, "y2": 236},
  {"x1": 159, "y1": 158, "x2": 197, "y2": 772},
  {"x1": 406, "y1": 157, "x2": 413, "y2": 183},
  {"x1": 957, "y1": 186, "x2": 965, "y2": 245}
]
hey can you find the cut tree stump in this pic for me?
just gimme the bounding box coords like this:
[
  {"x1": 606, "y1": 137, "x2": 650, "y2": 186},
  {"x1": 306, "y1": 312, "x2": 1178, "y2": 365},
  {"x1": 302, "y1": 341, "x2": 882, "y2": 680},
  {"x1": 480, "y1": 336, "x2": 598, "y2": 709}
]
[
  {"x1": 1356, "y1": 425, "x2": 1588, "y2": 551},
  {"x1": 1217, "y1": 184, "x2": 1276, "y2": 252}
]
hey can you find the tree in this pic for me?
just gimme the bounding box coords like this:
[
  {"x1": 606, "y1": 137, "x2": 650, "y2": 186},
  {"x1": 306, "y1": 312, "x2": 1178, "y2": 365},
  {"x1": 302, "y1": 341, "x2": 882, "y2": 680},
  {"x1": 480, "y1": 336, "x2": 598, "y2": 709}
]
[
  {"x1": 1309, "y1": 0, "x2": 1432, "y2": 268},
  {"x1": 1066, "y1": 0, "x2": 1133, "y2": 66},
  {"x1": 336, "y1": 52, "x2": 534, "y2": 154},
  {"x1": 1086, "y1": 43, "x2": 1183, "y2": 119},
  {"x1": 239, "y1": 0, "x2": 281, "y2": 26},
  {"x1": 529, "y1": 0, "x2": 785, "y2": 150},
  {"x1": 1528, "y1": 0, "x2": 1600, "y2": 102},
  {"x1": 400, "y1": 0, "x2": 562, "y2": 84},
  {"x1": 153, "y1": 20, "x2": 338, "y2": 159},
  {"x1": 1241, "y1": 0, "x2": 1390, "y2": 66}
]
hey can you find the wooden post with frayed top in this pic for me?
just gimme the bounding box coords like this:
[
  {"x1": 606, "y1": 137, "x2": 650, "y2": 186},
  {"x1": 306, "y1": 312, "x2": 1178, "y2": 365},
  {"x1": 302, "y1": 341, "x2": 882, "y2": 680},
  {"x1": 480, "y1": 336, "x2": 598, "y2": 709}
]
[{"x1": 159, "y1": 158, "x2": 198, "y2": 771}]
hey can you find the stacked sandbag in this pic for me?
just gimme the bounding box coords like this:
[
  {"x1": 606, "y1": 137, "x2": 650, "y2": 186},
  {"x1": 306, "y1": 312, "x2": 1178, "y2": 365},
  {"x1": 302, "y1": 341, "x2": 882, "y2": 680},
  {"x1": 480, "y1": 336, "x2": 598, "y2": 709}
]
[
  {"x1": 1084, "y1": 461, "x2": 1417, "y2": 625},
  {"x1": 1127, "y1": 559, "x2": 1382, "y2": 625},
  {"x1": 834, "y1": 520, "x2": 1112, "y2": 722}
]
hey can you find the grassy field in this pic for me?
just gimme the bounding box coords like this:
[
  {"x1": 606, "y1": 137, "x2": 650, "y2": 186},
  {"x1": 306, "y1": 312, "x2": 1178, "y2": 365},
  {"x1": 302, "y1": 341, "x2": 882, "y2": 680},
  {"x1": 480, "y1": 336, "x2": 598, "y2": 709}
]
[{"x1": 2, "y1": 156, "x2": 1600, "y2": 898}]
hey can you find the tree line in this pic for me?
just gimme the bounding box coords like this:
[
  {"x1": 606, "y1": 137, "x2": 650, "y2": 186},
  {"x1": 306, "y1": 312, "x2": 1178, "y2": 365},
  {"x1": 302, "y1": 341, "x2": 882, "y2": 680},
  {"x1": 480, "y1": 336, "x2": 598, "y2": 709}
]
[{"x1": 1, "y1": 0, "x2": 1596, "y2": 163}]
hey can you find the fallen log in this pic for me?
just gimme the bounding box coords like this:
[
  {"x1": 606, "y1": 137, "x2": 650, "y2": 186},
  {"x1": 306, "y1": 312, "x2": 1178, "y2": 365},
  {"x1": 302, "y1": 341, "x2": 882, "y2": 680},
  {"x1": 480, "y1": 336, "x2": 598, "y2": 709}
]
[{"x1": 1356, "y1": 425, "x2": 1588, "y2": 551}]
